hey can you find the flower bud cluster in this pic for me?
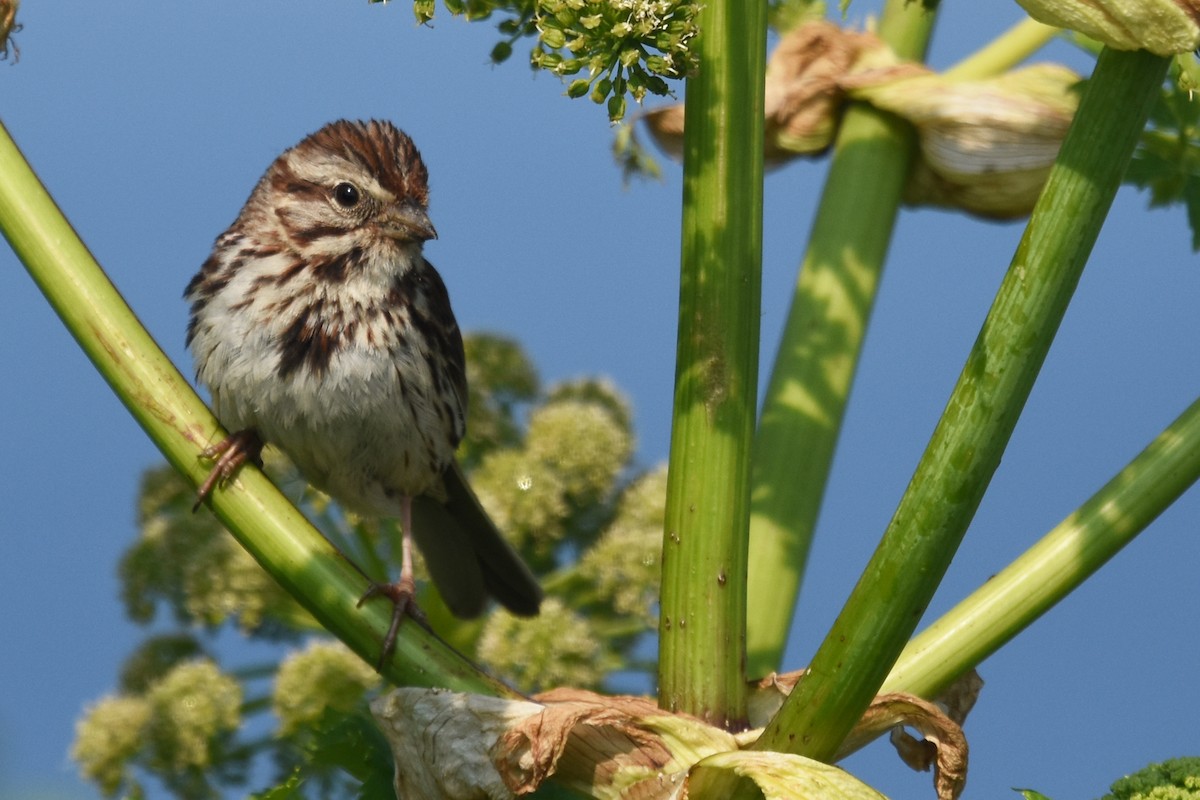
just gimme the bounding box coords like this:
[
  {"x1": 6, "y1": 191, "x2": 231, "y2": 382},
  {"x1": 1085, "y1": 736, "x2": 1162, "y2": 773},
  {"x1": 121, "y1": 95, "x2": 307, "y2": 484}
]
[
  {"x1": 121, "y1": 464, "x2": 308, "y2": 634},
  {"x1": 73, "y1": 660, "x2": 242, "y2": 797},
  {"x1": 402, "y1": 0, "x2": 699, "y2": 121},
  {"x1": 471, "y1": 378, "x2": 633, "y2": 561},
  {"x1": 577, "y1": 465, "x2": 666, "y2": 624},
  {"x1": 477, "y1": 599, "x2": 618, "y2": 689},
  {"x1": 534, "y1": 0, "x2": 700, "y2": 120},
  {"x1": 273, "y1": 640, "x2": 381, "y2": 736}
]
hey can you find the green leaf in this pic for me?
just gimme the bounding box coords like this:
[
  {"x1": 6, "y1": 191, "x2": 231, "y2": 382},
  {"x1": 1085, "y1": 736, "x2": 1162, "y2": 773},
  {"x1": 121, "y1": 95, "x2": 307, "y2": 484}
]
[
  {"x1": 251, "y1": 768, "x2": 305, "y2": 800},
  {"x1": 1013, "y1": 790, "x2": 1054, "y2": 800},
  {"x1": 1100, "y1": 756, "x2": 1200, "y2": 800},
  {"x1": 304, "y1": 710, "x2": 393, "y2": 785},
  {"x1": 1125, "y1": 59, "x2": 1200, "y2": 250},
  {"x1": 1185, "y1": 171, "x2": 1200, "y2": 250}
]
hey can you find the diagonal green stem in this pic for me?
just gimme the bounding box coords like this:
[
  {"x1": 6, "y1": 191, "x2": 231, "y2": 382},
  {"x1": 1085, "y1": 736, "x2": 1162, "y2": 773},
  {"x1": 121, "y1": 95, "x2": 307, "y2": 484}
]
[
  {"x1": 883, "y1": 393, "x2": 1200, "y2": 700},
  {"x1": 943, "y1": 16, "x2": 1060, "y2": 80},
  {"x1": 657, "y1": 0, "x2": 767, "y2": 728},
  {"x1": 0, "y1": 118, "x2": 511, "y2": 695},
  {"x1": 754, "y1": 46, "x2": 1170, "y2": 762},
  {"x1": 746, "y1": 0, "x2": 939, "y2": 679}
]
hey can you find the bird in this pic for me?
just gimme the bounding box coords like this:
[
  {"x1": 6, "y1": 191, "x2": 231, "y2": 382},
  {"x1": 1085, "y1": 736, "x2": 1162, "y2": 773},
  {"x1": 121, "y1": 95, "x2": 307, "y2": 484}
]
[{"x1": 183, "y1": 119, "x2": 542, "y2": 664}]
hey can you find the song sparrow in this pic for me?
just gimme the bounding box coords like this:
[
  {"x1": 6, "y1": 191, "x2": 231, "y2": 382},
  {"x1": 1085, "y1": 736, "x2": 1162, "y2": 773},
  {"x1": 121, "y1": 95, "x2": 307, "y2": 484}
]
[{"x1": 184, "y1": 119, "x2": 543, "y2": 664}]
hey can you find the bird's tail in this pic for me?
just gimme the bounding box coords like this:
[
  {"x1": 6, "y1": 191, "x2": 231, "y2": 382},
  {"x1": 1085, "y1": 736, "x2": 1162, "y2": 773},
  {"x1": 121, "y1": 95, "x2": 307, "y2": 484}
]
[{"x1": 410, "y1": 460, "x2": 544, "y2": 619}]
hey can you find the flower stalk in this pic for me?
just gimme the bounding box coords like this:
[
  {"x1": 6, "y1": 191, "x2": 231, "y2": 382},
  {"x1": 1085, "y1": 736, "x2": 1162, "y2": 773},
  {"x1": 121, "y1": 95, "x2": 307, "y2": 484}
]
[
  {"x1": 657, "y1": 0, "x2": 767, "y2": 727},
  {"x1": 883, "y1": 392, "x2": 1200, "y2": 700},
  {"x1": 745, "y1": 0, "x2": 940, "y2": 678},
  {"x1": 754, "y1": 45, "x2": 1171, "y2": 763}
]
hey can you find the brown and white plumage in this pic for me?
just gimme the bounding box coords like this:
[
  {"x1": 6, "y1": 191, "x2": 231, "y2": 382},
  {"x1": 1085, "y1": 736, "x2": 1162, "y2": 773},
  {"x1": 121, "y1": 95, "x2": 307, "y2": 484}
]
[{"x1": 185, "y1": 120, "x2": 541, "y2": 660}]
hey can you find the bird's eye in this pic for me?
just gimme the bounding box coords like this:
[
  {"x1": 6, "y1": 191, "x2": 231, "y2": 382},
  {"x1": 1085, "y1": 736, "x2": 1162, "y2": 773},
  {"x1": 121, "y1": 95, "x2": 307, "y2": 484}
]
[{"x1": 332, "y1": 182, "x2": 361, "y2": 209}]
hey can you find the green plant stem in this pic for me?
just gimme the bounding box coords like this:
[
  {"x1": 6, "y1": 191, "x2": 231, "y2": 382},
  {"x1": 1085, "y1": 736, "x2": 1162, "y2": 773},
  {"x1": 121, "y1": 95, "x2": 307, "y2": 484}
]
[
  {"x1": 0, "y1": 119, "x2": 511, "y2": 696},
  {"x1": 754, "y1": 46, "x2": 1170, "y2": 763},
  {"x1": 746, "y1": 0, "x2": 939, "y2": 679},
  {"x1": 882, "y1": 393, "x2": 1200, "y2": 699},
  {"x1": 657, "y1": 0, "x2": 767, "y2": 728},
  {"x1": 943, "y1": 17, "x2": 1060, "y2": 80}
]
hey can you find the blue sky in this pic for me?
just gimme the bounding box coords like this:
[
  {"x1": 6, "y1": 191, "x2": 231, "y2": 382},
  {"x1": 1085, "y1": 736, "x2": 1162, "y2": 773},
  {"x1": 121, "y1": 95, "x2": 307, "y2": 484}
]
[{"x1": 1, "y1": 2, "x2": 1198, "y2": 798}]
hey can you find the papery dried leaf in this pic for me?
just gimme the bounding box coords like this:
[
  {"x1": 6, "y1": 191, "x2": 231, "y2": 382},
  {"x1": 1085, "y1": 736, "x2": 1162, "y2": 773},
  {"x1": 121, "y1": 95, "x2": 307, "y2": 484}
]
[
  {"x1": 640, "y1": 20, "x2": 902, "y2": 164},
  {"x1": 373, "y1": 687, "x2": 741, "y2": 800},
  {"x1": 638, "y1": 19, "x2": 1082, "y2": 220},
  {"x1": 850, "y1": 63, "x2": 1081, "y2": 218},
  {"x1": 375, "y1": 684, "x2": 966, "y2": 800},
  {"x1": 0, "y1": 0, "x2": 19, "y2": 63},
  {"x1": 1014, "y1": 0, "x2": 1200, "y2": 55},
  {"x1": 508, "y1": 687, "x2": 739, "y2": 799},
  {"x1": 684, "y1": 751, "x2": 888, "y2": 800},
  {"x1": 371, "y1": 689, "x2": 544, "y2": 800},
  {"x1": 748, "y1": 671, "x2": 978, "y2": 800},
  {"x1": 762, "y1": 20, "x2": 891, "y2": 160},
  {"x1": 843, "y1": 694, "x2": 968, "y2": 800},
  {"x1": 639, "y1": 104, "x2": 686, "y2": 162},
  {"x1": 937, "y1": 670, "x2": 984, "y2": 727}
]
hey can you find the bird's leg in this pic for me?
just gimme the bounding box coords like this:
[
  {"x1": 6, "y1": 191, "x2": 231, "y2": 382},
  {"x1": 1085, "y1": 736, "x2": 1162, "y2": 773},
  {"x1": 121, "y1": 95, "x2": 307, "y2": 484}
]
[
  {"x1": 193, "y1": 429, "x2": 264, "y2": 511},
  {"x1": 356, "y1": 494, "x2": 426, "y2": 669}
]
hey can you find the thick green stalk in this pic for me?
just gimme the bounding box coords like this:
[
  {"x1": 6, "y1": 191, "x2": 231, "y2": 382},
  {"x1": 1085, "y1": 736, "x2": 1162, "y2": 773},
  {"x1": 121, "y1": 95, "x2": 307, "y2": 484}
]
[
  {"x1": 943, "y1": 17, "x2": 1060, "y2": 80},
  {"x1": 0, "y1": 119, "x2": 510, "y2": 695},
  {"x1": 657, "y1": 0, "x2": 767, "y2": 727},
  {"x1": 746, "y1": 0, "x2": 939, "y2": 678},
  {"x1": 882, "y1": 393, "x2": 1200, "y2": 699},
  {"x1": 755, "y1": 47, "x2": 1170, "y2": 762}
]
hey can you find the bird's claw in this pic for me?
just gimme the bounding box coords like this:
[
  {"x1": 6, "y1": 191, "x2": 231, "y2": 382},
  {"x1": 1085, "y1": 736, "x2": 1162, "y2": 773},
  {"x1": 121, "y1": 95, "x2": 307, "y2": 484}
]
[
  {"x1": 193, "y1": 429, "x2": 263, "y2": 511},
  {"x1": 357, "y1": 576, "x2": 428, "y2": 670}
]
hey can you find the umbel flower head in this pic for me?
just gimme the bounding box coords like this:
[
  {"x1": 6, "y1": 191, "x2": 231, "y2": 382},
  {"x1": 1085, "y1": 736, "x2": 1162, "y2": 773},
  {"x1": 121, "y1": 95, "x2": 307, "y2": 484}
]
[
  {"x1": 535, "y1": 0, "x2": 700, "y2": 121},
  {"x1": 577, "y1": 465, "x2": 666, "y2": 624},
  {"x1": 477, "y1": 599, "x2": 619, "y2": 690},
  {"x1": 72, "y1": 659, "x2": 242, "y2": 797},
  {"x1": 121, "y1": 464, "x2": 309, "y2": 634},
  {"x1": 406, "y1": 0, "x2": 699, "y2": 121},
  {"x1": 273, "y1": 639, "x2": 381, "y2": 736},
  {"x1": 72, "y1": 696, "x2": 152, "y2": 796}
]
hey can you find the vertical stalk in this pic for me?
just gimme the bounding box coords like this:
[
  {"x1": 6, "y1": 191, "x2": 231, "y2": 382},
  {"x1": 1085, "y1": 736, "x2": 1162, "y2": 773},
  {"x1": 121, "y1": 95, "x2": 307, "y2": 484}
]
[
  {"x1": 755, "y1": 47, "x2": 1170, "y2": 762},
  {"x1": 746, "y1": 0, "x2": 940, "y2": 677},
  {"x1": 657, "y1": 0, "x2": 767, "y2": 727}
]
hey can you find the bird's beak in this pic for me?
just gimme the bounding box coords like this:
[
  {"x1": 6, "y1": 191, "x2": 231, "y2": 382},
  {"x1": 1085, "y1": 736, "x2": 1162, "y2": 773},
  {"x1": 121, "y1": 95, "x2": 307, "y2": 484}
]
[{"x1": 380, "y1": 202, "x2": 437, "y2": 243}]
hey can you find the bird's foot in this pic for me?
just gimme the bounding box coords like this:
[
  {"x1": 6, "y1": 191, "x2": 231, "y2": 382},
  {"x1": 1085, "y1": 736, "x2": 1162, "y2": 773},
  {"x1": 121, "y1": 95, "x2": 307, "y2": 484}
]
[
  {"x1": 357, "y1": 575, "x2": 429, "y2": 670},
  {"x1": 193, "y1": 429, "x2": 264, "y2": 511}
]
